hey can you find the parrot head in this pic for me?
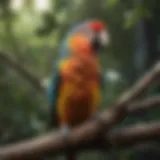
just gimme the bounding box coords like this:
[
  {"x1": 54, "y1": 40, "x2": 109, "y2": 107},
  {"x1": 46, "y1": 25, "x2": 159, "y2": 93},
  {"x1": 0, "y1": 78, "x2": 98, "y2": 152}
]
[{"x1": 59, "y1": 20, "x2": 109, "y2": 61}]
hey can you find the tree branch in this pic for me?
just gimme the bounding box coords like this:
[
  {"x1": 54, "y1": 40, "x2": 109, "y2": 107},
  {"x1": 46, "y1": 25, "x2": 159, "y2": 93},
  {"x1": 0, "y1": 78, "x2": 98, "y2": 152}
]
[
  {"x1": 0, "y1": 52, "x2": 46, "y2": 92},
  {"x1": 1, "y1": 122, "x2": 160, "y2": 159},
  {"x1": 97, "y1": 61, "x2": 160, "y2": 133},
  {"x1": 0, "y1": 62, "x2": 160, "y2": 159},
  {"x1": 128, "y1": 95, "x2": 160, "y2": 113},
  {"x1": 106, "y1": 122, "x2": 160, "y2": 149}
]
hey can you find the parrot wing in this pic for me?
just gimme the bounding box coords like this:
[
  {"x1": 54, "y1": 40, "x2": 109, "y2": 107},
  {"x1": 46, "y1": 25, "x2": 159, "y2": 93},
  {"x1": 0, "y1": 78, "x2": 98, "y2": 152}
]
[{"x1": 48, "y1": 68, "x2": 61, "y2": 128}]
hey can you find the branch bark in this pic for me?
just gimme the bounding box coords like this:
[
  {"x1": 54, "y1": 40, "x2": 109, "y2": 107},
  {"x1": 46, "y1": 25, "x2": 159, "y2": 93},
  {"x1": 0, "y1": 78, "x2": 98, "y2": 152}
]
[
  {"x1": 128, "y1": 95, "x2": 160, "y2": 113},
  {"x1": 1, "y1": 122, "x2": 160, "y2": 159},
  {"x1": 0, "y1": 52, "x2": 46, "y2": 92},
  {"x1": 106, "y1": 122, "x2": 160, "y2": 148},
  {"x1": 0, "y1": 62, "x2": 160, "y2": 159}
]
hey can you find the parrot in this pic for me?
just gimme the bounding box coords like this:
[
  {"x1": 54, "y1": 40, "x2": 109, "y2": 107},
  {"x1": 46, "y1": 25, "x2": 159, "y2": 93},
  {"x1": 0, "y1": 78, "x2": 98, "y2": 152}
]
[{"x1": 48, "y1": 19, "x2": 109, "y2": 160}]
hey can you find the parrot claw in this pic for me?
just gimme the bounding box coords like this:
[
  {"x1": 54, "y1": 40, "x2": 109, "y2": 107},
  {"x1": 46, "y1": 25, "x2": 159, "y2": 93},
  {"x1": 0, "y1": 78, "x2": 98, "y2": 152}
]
[{"x1": 61, "y1": 124, "x2": 70, "y2": 137}]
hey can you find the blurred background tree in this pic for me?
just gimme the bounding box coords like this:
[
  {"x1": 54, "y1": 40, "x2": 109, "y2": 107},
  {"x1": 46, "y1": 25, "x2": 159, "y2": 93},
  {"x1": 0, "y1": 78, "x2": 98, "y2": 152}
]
[{"x1": 0, "y1": 0, "x2": 159, "y2": 159}]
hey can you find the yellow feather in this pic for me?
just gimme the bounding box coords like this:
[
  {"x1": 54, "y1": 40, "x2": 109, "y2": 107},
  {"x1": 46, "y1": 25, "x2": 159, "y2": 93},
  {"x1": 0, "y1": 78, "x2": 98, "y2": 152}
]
[
  {"x1": 57, "y1": 82, "x2": 75, "y2": 124},
  {"x1": 57, "y1": 60, "x2": 101, "y2": 125}
]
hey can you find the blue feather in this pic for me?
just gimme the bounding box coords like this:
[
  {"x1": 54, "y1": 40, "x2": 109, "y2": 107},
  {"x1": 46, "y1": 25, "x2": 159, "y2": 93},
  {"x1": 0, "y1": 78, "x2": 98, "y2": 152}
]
[
  {"x1": 48, "y1": 69, "x2": 61, "y2": 106},
  {"x1": 48, "y1": 68, "x2": 61, "y2": 127}
]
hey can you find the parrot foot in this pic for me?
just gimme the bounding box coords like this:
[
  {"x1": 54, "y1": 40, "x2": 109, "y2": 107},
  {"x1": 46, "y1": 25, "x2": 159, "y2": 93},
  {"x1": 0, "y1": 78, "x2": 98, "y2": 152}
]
[{"x1": 61, "y1": 124, "x2": 70, "y2": 137}]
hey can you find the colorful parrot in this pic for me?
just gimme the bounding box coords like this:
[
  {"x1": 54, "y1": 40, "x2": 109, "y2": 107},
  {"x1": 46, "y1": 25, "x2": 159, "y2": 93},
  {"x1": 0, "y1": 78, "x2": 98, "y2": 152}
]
[{"x1": 48, "y1": 19, "x2": 109, "y2": 160}]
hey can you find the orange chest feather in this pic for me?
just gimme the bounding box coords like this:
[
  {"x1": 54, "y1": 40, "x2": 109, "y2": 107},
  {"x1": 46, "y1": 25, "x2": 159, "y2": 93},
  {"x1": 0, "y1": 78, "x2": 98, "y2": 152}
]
[
  {"x1": 57, "y1": 59, "x2": 101, "y2": 125},
  {"x1": 57, "y1": 81, "x2": 101, "y2": 125}
]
